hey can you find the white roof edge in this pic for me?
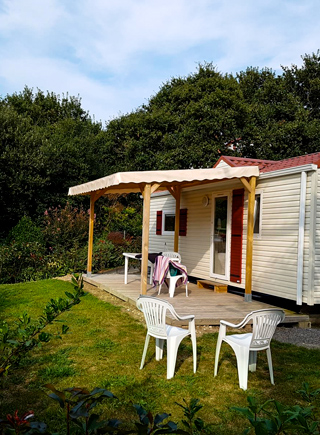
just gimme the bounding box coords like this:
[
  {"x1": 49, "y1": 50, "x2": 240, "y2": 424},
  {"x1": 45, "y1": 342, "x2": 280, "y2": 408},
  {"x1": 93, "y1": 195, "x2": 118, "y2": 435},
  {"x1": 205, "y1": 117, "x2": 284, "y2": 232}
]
[
  {"x1": 259, "y1": 164, "x2": 318, "y2": 179},
  {"x1": 68, "y1": 166, "x2": 260, "y2": 196}
]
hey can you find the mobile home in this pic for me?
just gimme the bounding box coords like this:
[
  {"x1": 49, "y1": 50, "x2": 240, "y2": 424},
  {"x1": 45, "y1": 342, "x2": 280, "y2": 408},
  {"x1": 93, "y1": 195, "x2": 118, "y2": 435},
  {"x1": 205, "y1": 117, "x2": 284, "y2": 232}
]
[{"x1": 148, "y1": 153, "x2": 320, "y2": 306}]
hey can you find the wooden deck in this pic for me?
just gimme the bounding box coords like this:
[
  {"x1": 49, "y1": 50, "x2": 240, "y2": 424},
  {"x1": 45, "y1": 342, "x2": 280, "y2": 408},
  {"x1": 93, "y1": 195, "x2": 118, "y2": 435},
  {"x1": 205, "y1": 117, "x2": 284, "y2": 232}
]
[{"x1": 84, "y1": 271, "x2": 310, "y2": 326}]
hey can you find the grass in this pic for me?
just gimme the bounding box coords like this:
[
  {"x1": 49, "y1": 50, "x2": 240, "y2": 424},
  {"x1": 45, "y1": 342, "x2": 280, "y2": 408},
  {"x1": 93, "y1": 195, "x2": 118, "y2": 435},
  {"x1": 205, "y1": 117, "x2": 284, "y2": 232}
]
[{"x1": 0, "y1": 279, "x2": 320, "y2": 434}]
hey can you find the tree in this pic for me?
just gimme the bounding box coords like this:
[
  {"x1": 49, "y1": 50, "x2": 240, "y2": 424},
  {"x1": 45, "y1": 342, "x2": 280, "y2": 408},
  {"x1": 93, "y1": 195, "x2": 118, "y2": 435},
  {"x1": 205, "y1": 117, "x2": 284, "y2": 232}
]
[
  {"x1": 283, "y1": 51, "x2": 320, "y2": 119},
  {"x1": 2, "y1": 53, "x2": 320, "y2": 239},
  {"x1": 104, "y1": 63, "x2": 247, "y2": 171},
  {"x1": 0, "y1": 88, "x2": 109, "y2": 237},
  {"x1": 237, "y1": 65, "x2": 320, "y2": 159}
]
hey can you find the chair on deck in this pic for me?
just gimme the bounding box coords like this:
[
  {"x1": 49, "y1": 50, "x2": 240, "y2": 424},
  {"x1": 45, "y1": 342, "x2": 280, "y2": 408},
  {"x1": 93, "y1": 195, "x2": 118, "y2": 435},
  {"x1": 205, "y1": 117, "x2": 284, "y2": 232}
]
[
  {"x1": 154, "y1": 253, "x2": 188, "y2": 298},
  {"x1": 214, "y1": 309, "x2": 285, "y2": 390},
  {"x1": 136, "y1": 296, "x2": 197, "y2": 379},
  {"x1": 162, "y1": 251, "x2": 181, "y2": 263}
]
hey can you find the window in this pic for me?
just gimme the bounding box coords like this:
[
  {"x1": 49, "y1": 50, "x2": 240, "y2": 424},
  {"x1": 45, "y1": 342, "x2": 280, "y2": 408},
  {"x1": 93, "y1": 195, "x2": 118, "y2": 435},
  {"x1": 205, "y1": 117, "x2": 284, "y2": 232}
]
[
  {"x1": 156, "y1": 209, "x2": 187, "y2": 236},
  {"x1": 163, "y1": 210, "x2": 175, "y2": 235},
  {"x1": 253, "y1": 193, "x2": 262, "y2": 237}
]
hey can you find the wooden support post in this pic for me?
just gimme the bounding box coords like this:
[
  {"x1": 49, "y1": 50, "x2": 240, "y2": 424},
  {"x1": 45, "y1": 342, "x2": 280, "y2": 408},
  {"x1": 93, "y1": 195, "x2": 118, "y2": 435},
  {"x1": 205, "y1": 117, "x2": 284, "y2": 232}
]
[
  {"x1": 174, "y1": 187, "x2": 181, "y2": 252},
  {"x1": 141, "y1": 183, "x2": 151, "y2": 295},
  {"x1": 245, "y1": 176, "x2": 256, "y2": 302},
  {"x1": 87, "y1": 194, "x2": 96, "y2": 276}
]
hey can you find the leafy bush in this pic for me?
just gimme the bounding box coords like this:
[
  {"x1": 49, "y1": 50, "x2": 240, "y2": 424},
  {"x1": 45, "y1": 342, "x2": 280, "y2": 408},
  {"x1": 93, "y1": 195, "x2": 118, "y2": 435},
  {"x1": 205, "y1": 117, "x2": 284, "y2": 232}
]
[
  {"x1": 99, "y1": 201, "x2": 142, "y2": 238},
  {"x1": 0, "y1": 234, "x2": 141, "y2": 283},
  {"x1": 0, "y1": 241, "x2": 47, "y2": 283},
  {"x1": 6, "y1": 216, "x2": 44, "y2": 245},
  {"x1": 45, "y1": 242, "x2": 88, "y2": 277},
  {"x1": 0, "y1": 200, "x2": 142, "y2": 283},
  {"x1": 42, "y1": 203, "x2": 88, "y2": 252},
  {"x1": 91, "y1": 238, "x2": 120, "y2": 272}
]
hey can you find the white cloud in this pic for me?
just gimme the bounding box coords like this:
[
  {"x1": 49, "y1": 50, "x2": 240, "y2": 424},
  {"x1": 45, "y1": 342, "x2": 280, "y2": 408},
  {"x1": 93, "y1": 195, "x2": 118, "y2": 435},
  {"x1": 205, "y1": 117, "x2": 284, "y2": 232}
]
[
  {"x1": 0, "y1": 54, "x2": 163, "y2": 122},
  {"x1": 0, "y1": 0, "x2": 320, "y2": 122},
  {"x1": 0, "y1": 0, "x2": 63, "y2": 34}
]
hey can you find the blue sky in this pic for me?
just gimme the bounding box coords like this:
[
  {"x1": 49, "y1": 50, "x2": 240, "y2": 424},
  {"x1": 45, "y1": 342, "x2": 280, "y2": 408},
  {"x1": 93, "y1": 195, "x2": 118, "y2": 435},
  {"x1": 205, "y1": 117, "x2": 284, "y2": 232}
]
[{"x1": 0, "y1": 0, "x2": 319, "y2": 124}]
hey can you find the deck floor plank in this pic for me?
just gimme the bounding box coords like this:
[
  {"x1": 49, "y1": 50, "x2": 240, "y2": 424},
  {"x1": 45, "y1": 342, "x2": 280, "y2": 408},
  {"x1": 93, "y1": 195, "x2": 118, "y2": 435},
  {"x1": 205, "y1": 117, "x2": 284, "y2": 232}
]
[{"x1": 84, "y1": 272, "x2": 309, "y2": 326}]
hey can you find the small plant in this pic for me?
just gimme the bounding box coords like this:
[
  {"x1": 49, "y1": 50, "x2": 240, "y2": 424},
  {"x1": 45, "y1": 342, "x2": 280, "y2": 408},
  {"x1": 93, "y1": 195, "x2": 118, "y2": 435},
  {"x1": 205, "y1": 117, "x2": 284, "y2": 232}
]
[
  {"x1": 175, "y1": 399, "x2": 208, "y2": 435},
  {"x1": 0, "y1": 398, "x2": 208, "y2": 435},
  {"x1": 133, "y1": 404, "x2": 177, "y2": 435},
  {"x1": 70, "y1": 272, "x2": 85, "y2": 294},
  {"x1": 232, "y1": 383, "x2": 320, "y2": 435},
  {"x1": 0, "y1": 274, "x2": 87, "y2": 377},
  {"x1": 0, "y1": 410, "x2": 47, "y2": 434},
  {"x1": 297, "y1": 382, "x2": 320, "y2": 403},
  {"x1": 44, "y1": 384, "x2": 120, "y2": 435}
]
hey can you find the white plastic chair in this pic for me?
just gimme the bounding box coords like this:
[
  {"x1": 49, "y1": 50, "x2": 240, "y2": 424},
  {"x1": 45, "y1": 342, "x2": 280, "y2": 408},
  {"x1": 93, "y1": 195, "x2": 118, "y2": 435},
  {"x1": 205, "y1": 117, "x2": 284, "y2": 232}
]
[
  {"x1": 158, "y1": 264, "x2": 188, "y2": 298},
  {"x1": 162, "y1": 251, "x2": 181, "y2": 262},
  {"x1": 158, "y1": 252, "x2": 187, "y2": 298},
  {"x1": 214, "y1": 309, "x2": 285, "y2": 390},
  {"x1": 136, "y1": 296, "x2": 197, "y2": 379}
]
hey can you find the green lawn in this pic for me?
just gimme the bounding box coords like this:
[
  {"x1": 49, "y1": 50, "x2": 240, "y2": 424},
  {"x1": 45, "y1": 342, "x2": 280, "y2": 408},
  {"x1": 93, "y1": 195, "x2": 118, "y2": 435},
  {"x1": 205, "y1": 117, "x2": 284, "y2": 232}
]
[{"x1": 0, "y1": 279, "x2": 319, "y2": 434}]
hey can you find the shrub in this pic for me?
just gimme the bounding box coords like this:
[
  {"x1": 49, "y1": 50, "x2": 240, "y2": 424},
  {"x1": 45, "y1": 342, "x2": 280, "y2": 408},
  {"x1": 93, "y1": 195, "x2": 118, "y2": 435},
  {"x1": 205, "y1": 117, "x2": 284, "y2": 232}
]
[
  {"x1": 0, "y1": 202, "x2": 142, "y2": 283},
  {"x1": 91, "y1": 238, "x2": 120, "y2": 272},
  {"x1": 99, "y1": 202, "x2": 142, "y2": 238},
  {"x1": 6, "y1": 216, "x2": 44, "y2": 245},
  {"x1": 45, "y1": 242, "x2": 88, "y2": 276},
  {"x1": 0, "y1": 241, "x2": 47, "y2": 284},
  {"x1": 42, "y1": 203, "x2": 88, "y2": 252}
]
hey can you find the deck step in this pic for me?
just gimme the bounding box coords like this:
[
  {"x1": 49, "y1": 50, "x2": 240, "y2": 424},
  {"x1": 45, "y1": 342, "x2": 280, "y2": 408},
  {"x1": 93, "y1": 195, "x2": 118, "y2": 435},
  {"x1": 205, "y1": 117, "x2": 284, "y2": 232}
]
[{"x1": 197, "y1": 280, "x2": 228, "y2": 293}]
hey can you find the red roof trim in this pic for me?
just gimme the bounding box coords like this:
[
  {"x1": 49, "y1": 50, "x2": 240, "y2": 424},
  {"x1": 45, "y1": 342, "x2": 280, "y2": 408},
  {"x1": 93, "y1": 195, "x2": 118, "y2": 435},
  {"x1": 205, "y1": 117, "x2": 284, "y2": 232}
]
[{"x1": 214, "y1": 152, "x2": 320, "y2": 173}]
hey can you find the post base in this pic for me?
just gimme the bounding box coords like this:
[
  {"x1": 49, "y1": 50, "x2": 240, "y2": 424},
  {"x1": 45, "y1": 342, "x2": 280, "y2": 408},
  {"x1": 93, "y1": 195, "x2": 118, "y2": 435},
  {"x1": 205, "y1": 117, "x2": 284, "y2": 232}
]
[{"x1": 244, "y1": 293, "x2": 252, "y2": 302}]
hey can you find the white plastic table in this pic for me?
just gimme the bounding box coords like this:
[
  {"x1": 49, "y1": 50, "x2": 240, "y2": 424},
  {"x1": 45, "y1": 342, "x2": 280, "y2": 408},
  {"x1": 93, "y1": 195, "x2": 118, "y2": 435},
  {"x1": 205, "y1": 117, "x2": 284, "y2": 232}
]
[{"x1": 122, "y1": 253, "x2": 154, "y2": 285}]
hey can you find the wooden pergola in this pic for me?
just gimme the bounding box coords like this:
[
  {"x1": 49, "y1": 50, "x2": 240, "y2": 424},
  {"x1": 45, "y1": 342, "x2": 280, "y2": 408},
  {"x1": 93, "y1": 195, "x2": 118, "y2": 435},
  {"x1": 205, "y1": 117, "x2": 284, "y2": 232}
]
[{"x1": 68, "y1": 166, "x2": 259, "y2": 301}]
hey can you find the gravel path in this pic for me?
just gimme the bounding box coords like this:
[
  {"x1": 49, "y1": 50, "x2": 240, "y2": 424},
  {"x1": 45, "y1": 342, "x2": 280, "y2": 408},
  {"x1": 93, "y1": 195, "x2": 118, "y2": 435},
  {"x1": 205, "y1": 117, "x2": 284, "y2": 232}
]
[{"x1": 274, "y1": 327, "x2": 320, "y2": 349}]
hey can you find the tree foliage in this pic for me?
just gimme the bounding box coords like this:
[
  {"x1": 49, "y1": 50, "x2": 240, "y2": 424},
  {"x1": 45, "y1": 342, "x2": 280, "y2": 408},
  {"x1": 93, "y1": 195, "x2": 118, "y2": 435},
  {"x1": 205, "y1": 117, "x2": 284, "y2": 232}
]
[
  {"x1": 104, "y1": 63, "x2": 245, "y2": 171},
  {"x1": 0, "y1": 88, "x2": 108, "y2": 237},
  {"x1": 2, "y1": 53, "x2": 320, "y2": 241}
]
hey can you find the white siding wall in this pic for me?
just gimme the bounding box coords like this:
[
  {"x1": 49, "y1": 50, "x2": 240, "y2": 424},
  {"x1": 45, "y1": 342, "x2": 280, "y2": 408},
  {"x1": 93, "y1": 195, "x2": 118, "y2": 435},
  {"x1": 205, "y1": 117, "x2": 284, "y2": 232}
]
[
  {"x1": 178, "y1": 188, "x2": 212, "y2": 278},
  {"x1": 149, "y1": 180, "x2": 243, "y2": 279},
  {"x1": 313, "y1": 170, "x2": 320, "y2": 303},
  {"x1": 302, "y1": 172, "x2": 311, "y2": 304},
  {"x1": 149, "y1": 193, "x2": 176, "y2": 253},
  {"x1": 149, "y1": 169, "x2": 319, "y2": 304},
  {"x1": 244, "y1": 172, "x2": 315, "y2": 302}
]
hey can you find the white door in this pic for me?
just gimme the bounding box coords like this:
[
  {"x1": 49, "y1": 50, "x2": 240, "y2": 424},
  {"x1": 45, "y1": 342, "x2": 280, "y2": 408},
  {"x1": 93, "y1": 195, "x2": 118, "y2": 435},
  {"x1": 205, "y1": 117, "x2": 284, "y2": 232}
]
[{"x1": 210, "y1": 194, "x2": 231, "y2": 280}]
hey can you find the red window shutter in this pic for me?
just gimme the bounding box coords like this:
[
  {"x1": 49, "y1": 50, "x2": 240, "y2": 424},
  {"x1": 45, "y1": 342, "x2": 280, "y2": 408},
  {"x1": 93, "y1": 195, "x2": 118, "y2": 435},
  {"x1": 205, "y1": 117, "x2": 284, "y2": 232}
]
[
  {"x1": 230, "y1": 189, "x2": 244, "y2": 283},
  {"x1": 179, "y1": 208, "x2": 187, "y2": 236},
  {"x1": 156, "y1": 211, "x2": 162, "y2": 235}
]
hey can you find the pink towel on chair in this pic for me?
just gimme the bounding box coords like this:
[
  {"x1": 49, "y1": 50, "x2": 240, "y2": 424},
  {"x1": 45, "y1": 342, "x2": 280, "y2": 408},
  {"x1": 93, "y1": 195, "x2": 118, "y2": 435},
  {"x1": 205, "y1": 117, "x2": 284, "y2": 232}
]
[{"x1": 153, "y1": 256, "x2": 188, "y2": 287}]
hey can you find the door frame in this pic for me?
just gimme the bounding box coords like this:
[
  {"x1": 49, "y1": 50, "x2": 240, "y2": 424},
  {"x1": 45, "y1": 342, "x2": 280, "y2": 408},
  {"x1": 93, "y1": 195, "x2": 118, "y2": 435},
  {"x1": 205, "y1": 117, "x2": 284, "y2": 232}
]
[{"x1": 210, "y1": 191, "x2": 232, "y2": 281}]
